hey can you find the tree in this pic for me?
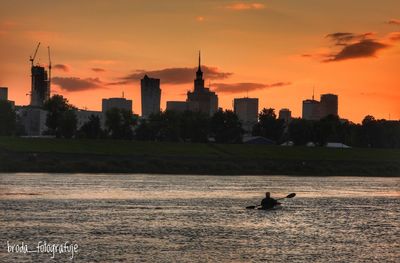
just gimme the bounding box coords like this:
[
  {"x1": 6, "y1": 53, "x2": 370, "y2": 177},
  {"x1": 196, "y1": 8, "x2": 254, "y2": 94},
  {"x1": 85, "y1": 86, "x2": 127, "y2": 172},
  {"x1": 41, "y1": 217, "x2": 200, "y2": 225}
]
[
  {"x1": 78, "y1": 114, "x2": 103, "y2": 139},
  {"x1": 314, "y1": 115, "x2": 343, "y2": 146},
  {"x1": 43, "y1": 95, "x2": 77, "y2": 138},
  {"x1": 105, "y1": 108, "x2": 136, "y2": 139},
  {"x1": 210, "y1": 109, "x2": 243, "y2": 143},
  {"x1": 252, "y1": 108, "x2": 285, "y2": 142},
  {"x1": 0, "y1": 100, "x2": 16, "y2": 136},
  {"x1": 288, "y1": 118, "x2": 314, "y2": 145},
  {"x1": 59, "y1": 109, "x2": 77, "y2": 139},
  {"x1": 180, "y1": 111, "x2": 210, "y2": 143}
]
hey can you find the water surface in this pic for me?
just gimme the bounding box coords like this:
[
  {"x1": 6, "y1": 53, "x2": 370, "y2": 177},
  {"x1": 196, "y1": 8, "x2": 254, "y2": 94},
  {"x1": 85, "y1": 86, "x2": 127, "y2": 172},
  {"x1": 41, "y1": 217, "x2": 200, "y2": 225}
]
[{"x1": 0, "y1": 174, "x2": 399, "y2": 262}]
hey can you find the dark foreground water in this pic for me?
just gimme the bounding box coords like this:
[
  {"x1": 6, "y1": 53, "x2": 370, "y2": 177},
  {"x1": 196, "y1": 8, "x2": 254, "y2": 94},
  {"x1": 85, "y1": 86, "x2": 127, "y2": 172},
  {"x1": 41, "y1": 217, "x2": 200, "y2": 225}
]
[{"x1": 0, "y1": 174, "x2": 399, "y2": 262}]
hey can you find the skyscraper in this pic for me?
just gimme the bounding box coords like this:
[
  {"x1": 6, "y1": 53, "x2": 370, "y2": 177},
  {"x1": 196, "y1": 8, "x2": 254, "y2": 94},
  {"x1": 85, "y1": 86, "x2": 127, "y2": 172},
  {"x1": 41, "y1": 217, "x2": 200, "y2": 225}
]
[
  {"x1": 186, "y1": 52, "x2": 218, "y2": 116},
  {"x1": 302, "y1": 99, "x2": 320, "y2": 120},
  {"x1": 320, "y1": 94, "x2": 338, "y2": 118},
  {"x1": 279, "y1": 108, "x2": 292, "y2": 123},
  {"x1": 141, "y1": 75, "x2": 161, "y2": 118},
  {"x1": 30, "y1": 65, "x2": 50, "y2": 107},
  {"x1": 0, "y1": 87, "x2": 7, "y2": 101},
  {"x1": 233, "y1": 98, "x2": 259, "y2": 132},
  {"x1": 102, "y1": 97, "x2": 133, "y2": 112}
]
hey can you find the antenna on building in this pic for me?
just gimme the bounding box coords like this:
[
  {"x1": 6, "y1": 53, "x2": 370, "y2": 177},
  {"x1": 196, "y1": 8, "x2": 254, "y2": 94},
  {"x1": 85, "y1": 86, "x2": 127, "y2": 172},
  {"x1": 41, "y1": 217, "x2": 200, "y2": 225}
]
[
  {"x1": 312, "y1": 86, "x2": 315, "y2": 100},
  {"x1": 122, "y1": 91, "x2": 125, "y2": 98}
]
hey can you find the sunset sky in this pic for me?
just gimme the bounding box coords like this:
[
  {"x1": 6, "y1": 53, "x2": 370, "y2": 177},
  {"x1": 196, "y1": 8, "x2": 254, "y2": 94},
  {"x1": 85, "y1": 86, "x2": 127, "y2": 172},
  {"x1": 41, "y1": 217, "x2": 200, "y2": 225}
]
[{"x1": 0, "y1": 0, "x2": 399, "y2": 122}]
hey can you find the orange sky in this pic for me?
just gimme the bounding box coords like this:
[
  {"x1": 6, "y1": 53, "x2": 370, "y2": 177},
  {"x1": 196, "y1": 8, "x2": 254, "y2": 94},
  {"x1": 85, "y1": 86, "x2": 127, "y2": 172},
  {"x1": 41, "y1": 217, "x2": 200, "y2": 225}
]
[{"x1": 0, "y1": 0, "x2": 399, "y2": 123}]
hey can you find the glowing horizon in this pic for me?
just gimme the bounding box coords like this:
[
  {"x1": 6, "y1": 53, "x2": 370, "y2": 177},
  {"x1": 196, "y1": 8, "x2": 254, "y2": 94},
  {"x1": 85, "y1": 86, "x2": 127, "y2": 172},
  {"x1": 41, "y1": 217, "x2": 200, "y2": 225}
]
[{"x1": 0, "y1": 0, "x2": 399, "y2": 123}]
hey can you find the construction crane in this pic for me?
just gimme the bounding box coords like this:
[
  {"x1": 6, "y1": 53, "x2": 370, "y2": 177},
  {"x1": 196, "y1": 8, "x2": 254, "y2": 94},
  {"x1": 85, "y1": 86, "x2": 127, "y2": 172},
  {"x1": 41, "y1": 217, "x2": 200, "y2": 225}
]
[
  {"x1": 47, "y1": 46, "x2": 52, "y2": 94},
  {"x1": 29, "y1": 42, "x2": 41, "y2": 66}
]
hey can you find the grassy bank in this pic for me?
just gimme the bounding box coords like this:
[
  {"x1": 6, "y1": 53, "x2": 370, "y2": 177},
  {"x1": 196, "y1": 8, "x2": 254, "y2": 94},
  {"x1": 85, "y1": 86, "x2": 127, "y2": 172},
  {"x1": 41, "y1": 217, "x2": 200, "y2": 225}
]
[{"x1": 0, "y1": 137, "x2": 399, "y2": 176}]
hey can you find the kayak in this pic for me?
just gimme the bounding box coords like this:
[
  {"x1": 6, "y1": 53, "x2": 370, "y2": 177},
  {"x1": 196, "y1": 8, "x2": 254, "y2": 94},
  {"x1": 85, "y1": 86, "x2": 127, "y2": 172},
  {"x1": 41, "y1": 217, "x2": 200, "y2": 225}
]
[{"x1": 257, "y1": 203, "x2": 282, "y2": 210}]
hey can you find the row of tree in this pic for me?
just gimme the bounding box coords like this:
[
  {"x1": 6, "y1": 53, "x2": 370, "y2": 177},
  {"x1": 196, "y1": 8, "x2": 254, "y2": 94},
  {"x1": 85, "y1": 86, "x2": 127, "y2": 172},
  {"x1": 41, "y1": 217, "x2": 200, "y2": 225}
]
[{"x1": 0, "y1": 95, "x2": 399, "y2": 148}]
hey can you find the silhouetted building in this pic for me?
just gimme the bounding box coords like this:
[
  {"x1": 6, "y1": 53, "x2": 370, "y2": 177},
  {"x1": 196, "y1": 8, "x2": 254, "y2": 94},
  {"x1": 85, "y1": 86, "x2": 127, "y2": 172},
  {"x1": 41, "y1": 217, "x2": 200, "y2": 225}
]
[
  {"x1": 166, "y1": 101, "x2": 188, "y2": 112},
  {"x1": 102, "y1": 97, "x2": 132, "y2": 113},
  {"x1": 141, "y1": 75, "x2": 161, "y2": 118},
  {"x1": 320, "y1": 94, "x2": 338, "y2": 118},
  {"x1": 30, "y1": 65, "x2": 50, "y2": 107},
  {"x1": 233, "y1": 98, "x2": 258, "y2": 132},
  {"x1": 76, "y1": 110, "x2": 105, "y2": 129},
  {"x1": 16, "y1": 107, "x2": 47, "y2": 136},
  {"x1": 279, "y1": 108, "x2": 292, "y2": 123},
  {"x1": 302, "y1": 99, "x2": 320, "y2": 121},
  {"x1": 186, "y1": 52, "x2": 218, "y2": 116},
  {"x1": 0, "y1": 87, "x2": 8, "y2": 100}
]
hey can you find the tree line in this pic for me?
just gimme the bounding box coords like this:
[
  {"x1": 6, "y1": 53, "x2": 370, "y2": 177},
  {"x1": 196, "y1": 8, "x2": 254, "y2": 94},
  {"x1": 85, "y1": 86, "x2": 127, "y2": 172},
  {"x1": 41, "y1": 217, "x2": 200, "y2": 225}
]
[{"x1": 0, "y1": 95, "x2": 399, "y2": 148}]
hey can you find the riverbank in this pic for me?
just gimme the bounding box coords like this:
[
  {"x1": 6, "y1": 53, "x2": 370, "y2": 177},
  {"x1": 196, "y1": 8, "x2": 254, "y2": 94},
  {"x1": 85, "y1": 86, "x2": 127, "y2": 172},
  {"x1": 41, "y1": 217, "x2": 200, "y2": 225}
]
[{"x1": 0, "y1": 137, "x2": 399, "y2": 176}]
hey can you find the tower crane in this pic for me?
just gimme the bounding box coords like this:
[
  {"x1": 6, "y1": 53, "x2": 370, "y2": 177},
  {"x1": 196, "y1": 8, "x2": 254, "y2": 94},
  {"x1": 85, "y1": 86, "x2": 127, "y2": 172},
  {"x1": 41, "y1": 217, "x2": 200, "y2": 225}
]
[{"x1": 29, "y1": 42, "x2": 41, "y2": 66}]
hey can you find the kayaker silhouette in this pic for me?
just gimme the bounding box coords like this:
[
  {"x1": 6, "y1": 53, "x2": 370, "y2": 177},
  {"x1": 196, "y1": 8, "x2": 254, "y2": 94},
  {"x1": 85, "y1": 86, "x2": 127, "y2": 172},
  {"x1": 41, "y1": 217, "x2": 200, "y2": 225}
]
[{"x1": 261, "y1": 192, "x2": 279, "y2": 209}]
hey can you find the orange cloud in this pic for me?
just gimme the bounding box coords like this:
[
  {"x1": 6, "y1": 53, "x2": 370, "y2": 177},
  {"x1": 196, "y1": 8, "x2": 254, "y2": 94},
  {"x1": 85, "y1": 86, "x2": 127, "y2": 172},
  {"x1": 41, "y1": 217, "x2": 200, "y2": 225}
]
[
  {"x1": 225, "y1": 2, "x2": 265, "y2": 11},
  {"x1": 213, "y1": 82, "x2": 291, "y2": 94},
  {"x1": 386, "y1": 19, "x2": 400, "y2": 25},
  {"x1": 53, "y1": 64, "x2": 70, "y2": 72}
]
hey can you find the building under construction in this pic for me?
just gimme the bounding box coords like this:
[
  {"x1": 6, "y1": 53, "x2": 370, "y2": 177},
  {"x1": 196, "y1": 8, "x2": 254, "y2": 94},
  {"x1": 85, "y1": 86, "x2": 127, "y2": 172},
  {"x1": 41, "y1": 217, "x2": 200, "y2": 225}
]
[{"x1": 29, "y1": 42, "x2": 51, "y2": 107}]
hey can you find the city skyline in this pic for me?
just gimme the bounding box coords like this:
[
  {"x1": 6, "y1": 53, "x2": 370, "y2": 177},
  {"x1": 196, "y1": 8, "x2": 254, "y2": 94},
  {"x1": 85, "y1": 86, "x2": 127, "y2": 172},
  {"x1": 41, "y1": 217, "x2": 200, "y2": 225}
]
[{"x1": 0, "y1": 0, "x2": 399, "y2": 122}]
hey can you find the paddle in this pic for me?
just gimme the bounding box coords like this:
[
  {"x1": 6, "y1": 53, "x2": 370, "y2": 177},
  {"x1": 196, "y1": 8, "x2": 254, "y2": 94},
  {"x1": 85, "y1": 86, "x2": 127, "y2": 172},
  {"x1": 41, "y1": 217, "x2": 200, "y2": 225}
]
[{"x1": 246, "y1": 193, "x2": 296, "y2": 209}]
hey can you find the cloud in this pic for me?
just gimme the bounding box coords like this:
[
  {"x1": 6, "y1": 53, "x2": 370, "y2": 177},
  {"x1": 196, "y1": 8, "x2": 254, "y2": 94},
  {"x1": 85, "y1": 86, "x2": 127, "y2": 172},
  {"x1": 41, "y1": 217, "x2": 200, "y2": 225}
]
[
  {"x1": 387, "y1": 32, "x2": 400, "y2": 42},
  {"x1": 53, "y1": 64, "x2": 70, "y2": 72},
  {"x1": 52, "y1": 77, "x2": 104, "y2": 92},
  {"x1": 386, "y1": 19, "x2": 400, "y2": 25},
  {"x1": 326, "y1": 32, "x2": 375, "y2": 46},
  {"x1": 325, "y1": 39, "x2": 388, "y2": 62},
  {"x1": 91, "y1": 68, "x2": 106, "y2": 72},
  {"x1": 213, "y1": 82, "x2": 291, "y2": 94},
  {"x1": 112, "y1": 66, "x2": 232, "y2": 85},
  {"x1": 225, "y1": 2, "x2": 265, "y2": 10}
]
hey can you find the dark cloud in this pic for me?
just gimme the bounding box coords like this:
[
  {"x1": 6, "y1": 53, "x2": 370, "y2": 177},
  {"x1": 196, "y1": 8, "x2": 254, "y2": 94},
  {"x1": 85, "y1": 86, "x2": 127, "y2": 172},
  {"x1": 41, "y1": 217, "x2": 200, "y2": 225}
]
[
  {"x1": 326, "y1": 32, "x2": 374, "y2": 46},
  {"x1": 213, "y1": 82, "x2": 291, "y2": 94},
  {"x1": 386, "y1": 19, "x2": 400, "y2": 25},
  {"x1": 53, "y1": 64, "x2": 70, "y2": 72},
  {"x1": 325, "y1": 39, "x2": 388, "y2": 62},
  {"x1": 52, "y1": 77, "x2": 104, "y2": 92},
  {"x1": 92, "y1": 68, "x2": 106, "y2": 72},
  {"x1": 111, "y1": 66, "x2": 232, "y2": 85}
]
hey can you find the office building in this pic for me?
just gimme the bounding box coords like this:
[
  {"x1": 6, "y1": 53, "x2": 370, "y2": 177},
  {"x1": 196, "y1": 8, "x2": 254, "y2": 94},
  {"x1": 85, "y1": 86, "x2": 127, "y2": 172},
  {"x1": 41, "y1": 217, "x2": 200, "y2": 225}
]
[
  {"x1": 302, "y1": 99, "x2": 321, "y2": 121},
  {"x1": 166, "y1": 101, "x2": 188, "y2": 112},
  {"x1": 141, "y1": 75, "x2": 161, "y2": 118},
  {"x1": 0, "y1": 87, "x2": 8, "y2": 100},
  {"x1": 279, "y1": 108, "x2": 292, "y2": 123},
  {"x1": 186, "y1": 52, "x2": 218, "y2": 116},
  {"x1": 233, "y1": 98, "x2": 259, "y2": 132},
  {"x1": 102, "y1": 98, "x2": 132, "y2": 113},
  {"x1": 320, "y1": 94, "x2": 338, "y2": 118},
  {"x1": 76, "y1": 110, "x2": 105, "y2": 129}
]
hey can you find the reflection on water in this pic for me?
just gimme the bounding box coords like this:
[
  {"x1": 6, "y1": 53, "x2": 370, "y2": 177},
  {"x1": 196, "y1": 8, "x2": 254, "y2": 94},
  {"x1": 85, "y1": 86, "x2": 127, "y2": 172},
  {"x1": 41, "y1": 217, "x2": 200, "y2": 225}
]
[{"x1": 0, "y1": 174, "x2": 399, "y2": 262}]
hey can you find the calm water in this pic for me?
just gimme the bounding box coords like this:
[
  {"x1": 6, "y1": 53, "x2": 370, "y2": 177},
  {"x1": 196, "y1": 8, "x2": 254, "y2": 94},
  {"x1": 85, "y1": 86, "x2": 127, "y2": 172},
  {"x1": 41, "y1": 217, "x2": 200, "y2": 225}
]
[{"x1": 0, "y1": 174, "x2": 399, "y2": 262}]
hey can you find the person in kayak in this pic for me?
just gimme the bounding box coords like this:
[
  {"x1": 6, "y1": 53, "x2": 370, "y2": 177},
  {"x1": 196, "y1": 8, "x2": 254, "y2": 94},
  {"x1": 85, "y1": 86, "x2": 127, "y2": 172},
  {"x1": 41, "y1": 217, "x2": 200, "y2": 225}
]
[{"x1": 261, "y1": 192, "x2": 279, "y2": 209}]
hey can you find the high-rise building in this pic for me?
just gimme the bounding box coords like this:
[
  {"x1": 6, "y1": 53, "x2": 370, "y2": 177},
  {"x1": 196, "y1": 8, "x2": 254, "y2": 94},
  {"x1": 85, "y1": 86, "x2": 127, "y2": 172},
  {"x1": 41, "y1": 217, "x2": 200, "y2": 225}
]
[
  {"x1": 0, "y1": 87, "x2": 8, "y2": 101},
  {"x1": 302, "y1": 99, "x2": 320, "y2": 120},
  {"x1": 102, "y1": 97, "x2": 132, "y2": 113},
  {"x1": 186, "y1": 52, "x2": 218, "y2": 116},
  {"x1": 233, "y1": 98, "x2": 259, "y2": 132},
  {"x1": 279, "y1": 108, "x2": 292, "y2": 123},
  {"x1": 30, "y1": 65, "x2": 50, "y2": 107},
  {"x1": 141, "y1": 75, "x2": 161, "y2": 118},
  {"x1": 320, "y1": 94, "x2": 338, "y2": 118}
]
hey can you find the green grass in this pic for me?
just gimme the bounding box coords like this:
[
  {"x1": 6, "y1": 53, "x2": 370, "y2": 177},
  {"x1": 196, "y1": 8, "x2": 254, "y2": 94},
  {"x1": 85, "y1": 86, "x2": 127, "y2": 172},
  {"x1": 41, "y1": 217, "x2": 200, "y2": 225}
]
[
  {"x1": 0, "y1": 137, "x2": 399, "y2": 176},
  {"x1": 0, "y1": 137, "x2": 399, "y2": 161}
]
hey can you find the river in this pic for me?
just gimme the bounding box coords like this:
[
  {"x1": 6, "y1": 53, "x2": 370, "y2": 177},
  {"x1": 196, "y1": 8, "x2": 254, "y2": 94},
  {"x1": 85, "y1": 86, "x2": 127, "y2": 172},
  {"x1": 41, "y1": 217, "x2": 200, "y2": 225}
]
[{"x1": 0, "y1": 173, "x2": 399, "y2": 262}]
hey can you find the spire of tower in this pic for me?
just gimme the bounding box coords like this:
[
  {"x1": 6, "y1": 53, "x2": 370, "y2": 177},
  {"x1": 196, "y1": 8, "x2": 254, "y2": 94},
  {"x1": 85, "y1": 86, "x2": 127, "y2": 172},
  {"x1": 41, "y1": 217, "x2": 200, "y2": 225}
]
[{"x1": 197, "y1": 50, "x2": 202, "y2": 72}]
